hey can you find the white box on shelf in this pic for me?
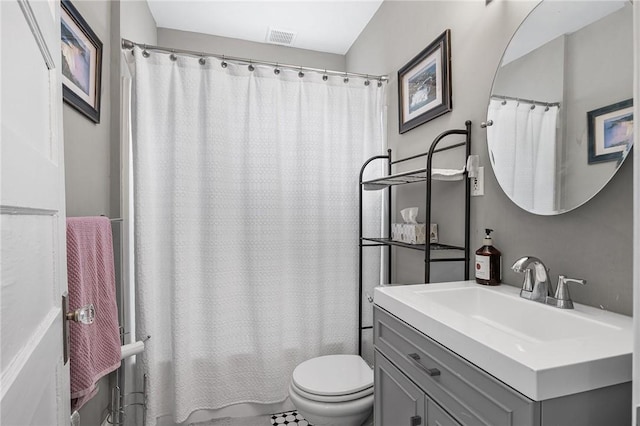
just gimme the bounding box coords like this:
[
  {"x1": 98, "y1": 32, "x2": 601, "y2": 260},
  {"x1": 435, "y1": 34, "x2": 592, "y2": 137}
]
[
  {"x1": 402, "y1": 223, "x2": 426, "y2": 244},
  {"x1": 391, "y1": 223, "x2": 404, "y2": 242},
  {"x1": 391, "y1": 223, "x2": 438, "y2": 244}
]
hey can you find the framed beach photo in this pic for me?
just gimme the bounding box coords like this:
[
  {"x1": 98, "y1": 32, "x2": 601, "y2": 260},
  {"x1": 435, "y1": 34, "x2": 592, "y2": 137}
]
[
  {"x1": 587, "y1": 99, "x2": 633, "y2": 164},
  {"x1": 398, "y1": 29, "x2": 452, "y2": 134},
  {"x1": 61, "y1": 0, "x2": 102, "y2": 123}
]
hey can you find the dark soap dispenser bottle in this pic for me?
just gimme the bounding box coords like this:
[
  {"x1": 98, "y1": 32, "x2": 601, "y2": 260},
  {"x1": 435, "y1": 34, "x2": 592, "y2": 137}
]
[{"x1": 475, "y1": 228, "x2": 501, "y2": 285}]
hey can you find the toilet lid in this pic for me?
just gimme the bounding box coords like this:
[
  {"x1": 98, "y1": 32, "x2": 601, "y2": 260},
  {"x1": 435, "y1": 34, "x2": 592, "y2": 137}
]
[{"x1": 292, "y1": 355, "x2": 373, "y2": 397}]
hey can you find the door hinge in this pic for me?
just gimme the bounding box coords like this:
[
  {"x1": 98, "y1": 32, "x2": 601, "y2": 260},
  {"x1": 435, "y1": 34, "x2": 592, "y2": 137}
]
[{"x1": 410, "y1": 415, "x2": 422, "y2": 426}]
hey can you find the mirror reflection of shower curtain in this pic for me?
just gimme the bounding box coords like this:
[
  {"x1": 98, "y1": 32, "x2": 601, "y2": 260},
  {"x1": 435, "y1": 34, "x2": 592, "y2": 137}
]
[
  {"x1": 488, "y1": 99, "x2": 558, "y2": 212},
  {"x1": 131, "y1": 48, "x2": 384, "y2": 425}
]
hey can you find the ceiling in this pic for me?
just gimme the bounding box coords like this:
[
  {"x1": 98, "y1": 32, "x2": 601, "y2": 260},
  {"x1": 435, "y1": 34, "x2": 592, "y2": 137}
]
[{"x1": 146, "y1": 1, "x2": 384, "y2": 55}]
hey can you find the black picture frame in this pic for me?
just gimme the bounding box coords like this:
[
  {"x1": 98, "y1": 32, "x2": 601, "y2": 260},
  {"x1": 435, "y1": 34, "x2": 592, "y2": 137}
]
[
  {"x1": 61, "y1": 0, "x2": 102, "y2": 123},
  {"x1": 587, "y1": 99, "x2": 633, "y2": 164},
  {"x1": 398, "y1": 29, "x2": 452, "y2": 134}
]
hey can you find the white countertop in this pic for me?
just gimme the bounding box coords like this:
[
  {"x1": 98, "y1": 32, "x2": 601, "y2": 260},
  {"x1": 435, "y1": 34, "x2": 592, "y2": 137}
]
[{"x1": 374, "y1": 280, "x2": 633, "y2": 401}]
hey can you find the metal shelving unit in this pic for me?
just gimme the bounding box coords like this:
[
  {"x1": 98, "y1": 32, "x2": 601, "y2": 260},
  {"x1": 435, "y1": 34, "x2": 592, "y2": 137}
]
[{"x1": 357, "y1": 120, "x2": 472, "y2": 355}]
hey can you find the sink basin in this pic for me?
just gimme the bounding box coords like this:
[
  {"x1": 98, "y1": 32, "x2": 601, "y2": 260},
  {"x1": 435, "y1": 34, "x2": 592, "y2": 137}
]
[
  {"x1": 417, "y1": 286, "x2": 621, "y2": 343},
  {"x1": 374, "y1": 280, "x2": 632, "y2": 401}
]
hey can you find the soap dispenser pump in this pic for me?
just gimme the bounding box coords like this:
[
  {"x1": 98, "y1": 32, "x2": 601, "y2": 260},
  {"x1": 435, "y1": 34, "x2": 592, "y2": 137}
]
[{"x1": 475, "y1": 228, "x2": 501, "y2": 286}]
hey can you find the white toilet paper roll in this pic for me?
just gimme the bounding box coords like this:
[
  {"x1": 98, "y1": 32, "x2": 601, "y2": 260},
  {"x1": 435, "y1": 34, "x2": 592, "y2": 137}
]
[{"x1": 120, "y1": 341, "x2": 145, "y2": 360}]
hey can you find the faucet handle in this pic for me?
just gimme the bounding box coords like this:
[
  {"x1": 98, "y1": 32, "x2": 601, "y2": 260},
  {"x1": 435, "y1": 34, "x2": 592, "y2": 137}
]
[{"x1": 551, "y1": 275, "x2": 586, "y2": 309}]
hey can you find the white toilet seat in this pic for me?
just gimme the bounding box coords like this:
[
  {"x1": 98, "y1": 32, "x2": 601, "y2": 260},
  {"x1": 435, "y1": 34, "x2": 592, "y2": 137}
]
[
  {"x1": 290, "y1": 379, "x2": 373, "y2": 403},
  {"x1": 292, "y1": 354, "x2": 374, "y2": 397},
  {"x1": 289, "y1": 383, "x2": 374, "y2": 418}
]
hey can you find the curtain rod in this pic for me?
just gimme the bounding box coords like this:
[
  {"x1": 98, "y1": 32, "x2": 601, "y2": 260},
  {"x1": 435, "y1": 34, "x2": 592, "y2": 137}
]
[
  {"x1": 491, "y1": 94, "x2": 560, "y2": 108},
  {"x1": 121, "y1": 38, "x2": 388, "y2": 83}
]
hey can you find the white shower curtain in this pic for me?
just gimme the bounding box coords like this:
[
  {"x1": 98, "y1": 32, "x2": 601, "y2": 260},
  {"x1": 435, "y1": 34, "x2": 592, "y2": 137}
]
[
  {"x1": 487, "y1": 99, "x2": 558, "y2": 213},
  {"x1": 131, "y1": 47, "x2": 384, "y2": 425}
]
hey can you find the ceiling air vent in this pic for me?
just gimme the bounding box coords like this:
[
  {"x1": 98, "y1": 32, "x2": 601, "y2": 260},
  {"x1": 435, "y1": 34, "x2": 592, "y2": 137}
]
[{"x1": 266, "y1": 27, "x2": 297, "y2": 46}]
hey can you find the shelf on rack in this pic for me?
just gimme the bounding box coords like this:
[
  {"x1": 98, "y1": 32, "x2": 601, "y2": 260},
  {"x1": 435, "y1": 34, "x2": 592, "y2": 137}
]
[
  {"x1": 362, "y1": 167, "x2": 465, "y2": 190},
  {"x1": 361, "y1": 237, "x2": 465, "y2": 258},
  {"x1": 357, "y1": 121, "x2": 472, "y2": 357}
]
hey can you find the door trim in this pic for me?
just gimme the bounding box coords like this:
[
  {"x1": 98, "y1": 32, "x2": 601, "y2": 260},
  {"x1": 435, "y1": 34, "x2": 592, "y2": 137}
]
[{"x1": 16, "y1": 0, "x2": 55, "y2": 69}]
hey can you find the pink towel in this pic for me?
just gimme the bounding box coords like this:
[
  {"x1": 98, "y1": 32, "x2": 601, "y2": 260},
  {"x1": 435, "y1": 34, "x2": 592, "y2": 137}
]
[{"x1": 67, "y1": 217, "x2": 121, "y2": 411}]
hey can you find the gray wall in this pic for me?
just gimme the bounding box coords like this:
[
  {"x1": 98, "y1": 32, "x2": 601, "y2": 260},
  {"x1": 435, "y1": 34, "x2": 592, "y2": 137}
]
[
  {"x1": 121, "y1": 0, "x2": 158, "y2": 45},
  {"x1": 346, "y1": 0, "x2": 633, "y2": 315},
  {"x1": 64, "y1": 1, "x2": 113, "y2": 218},
  {"x1": 62, "y1": 1, "x2": 114, "y2": 422},
  {"x1": 63, "y1": 1, "x2": 156, "y2": 424},
  {"x1": 157, "y1": 28, "x2": 345, "y2": 71}
]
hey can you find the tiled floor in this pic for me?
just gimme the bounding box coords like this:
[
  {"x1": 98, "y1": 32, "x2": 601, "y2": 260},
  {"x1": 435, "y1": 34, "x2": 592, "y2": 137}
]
[
  {"x1": 190, "y1": 410, "x2": 373, "y2": 426},
  {"x1": 270, "y1": 410, "x2": 311, "y2": 425},
  {"x1": 270, "y1": 410, "x2": 374, "y2": 426}
]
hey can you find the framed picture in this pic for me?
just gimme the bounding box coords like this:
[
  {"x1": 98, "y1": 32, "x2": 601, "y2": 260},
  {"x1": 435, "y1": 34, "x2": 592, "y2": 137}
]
[
  {"x1": 398, "y1": 29, "x2": 452, "y2": 134},
  {"x1": 61, "y1": 0, "x2": 102, "y2": 123},
  {"x1": 587, "y1": 99, "x2": 633, "y2": 164}
]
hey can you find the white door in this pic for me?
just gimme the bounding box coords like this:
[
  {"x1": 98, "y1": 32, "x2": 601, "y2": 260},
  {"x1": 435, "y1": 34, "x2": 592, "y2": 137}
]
[{"x1": 1, "y1": 0, "x2": 70, "y2": 424}]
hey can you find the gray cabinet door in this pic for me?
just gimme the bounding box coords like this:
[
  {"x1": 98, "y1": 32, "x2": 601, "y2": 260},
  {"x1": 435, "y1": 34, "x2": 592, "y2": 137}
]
[
  {"x1": 375, "y1": 350, "x2": 425, "y2": 426},
  {"x1": 426, "y1": 397, "x2": 460, "y2": 426}
]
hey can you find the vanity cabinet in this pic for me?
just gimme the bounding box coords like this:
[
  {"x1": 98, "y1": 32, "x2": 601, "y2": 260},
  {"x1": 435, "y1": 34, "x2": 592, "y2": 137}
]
[
  {"x1": 374, "y1": 306, "x2": 631, "y2": 426},
  {"x1": 375, "y1": 349, "x2": 458, "y2": 426}
]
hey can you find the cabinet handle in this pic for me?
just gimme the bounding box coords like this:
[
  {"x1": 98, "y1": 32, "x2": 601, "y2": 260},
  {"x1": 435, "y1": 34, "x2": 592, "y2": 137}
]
[
  {"x1": 410, "y1": 415, "x2": 422, "y2": 426},
  {"x1": 407, "y1": 353, "x2": 441, "y2": 377}
]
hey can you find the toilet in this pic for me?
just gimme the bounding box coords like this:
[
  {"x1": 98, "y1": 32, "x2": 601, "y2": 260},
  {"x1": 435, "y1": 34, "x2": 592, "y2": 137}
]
[{"x1": 289, "y1": 354, "x2": 374, "y2": 426}]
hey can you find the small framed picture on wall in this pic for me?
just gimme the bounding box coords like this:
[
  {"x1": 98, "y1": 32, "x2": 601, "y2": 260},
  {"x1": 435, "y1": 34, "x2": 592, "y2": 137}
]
[
  {"x1": 587, "y1": 99, "x2": 633, "y2": 164},
  {"x1": 61, "y1": 0, "x2": 103, "y2": 123},
  {"x1": 398, "y1": 29, "x2": 452, "y2": 134}
]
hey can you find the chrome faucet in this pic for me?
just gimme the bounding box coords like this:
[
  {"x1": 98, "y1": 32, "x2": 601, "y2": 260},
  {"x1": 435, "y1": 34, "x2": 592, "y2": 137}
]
[
  {"x1": 546, "y1": 275, "x2": 587, "y2": 309},
  {"x1": 511, "y1": 256, "x2": 552, "y2": 303}
]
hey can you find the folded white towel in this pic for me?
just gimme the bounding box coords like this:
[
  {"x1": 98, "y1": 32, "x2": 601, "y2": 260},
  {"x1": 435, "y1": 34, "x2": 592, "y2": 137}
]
[
  {"x1": 363, "y1": 182, "x2": 389, "y2": 191},
  {"x1": 363, "y1": 167, "x2": 465, "y2": 190},
  {"x1": 431, "y1": 167, "x2": 465, "y2": 181}
]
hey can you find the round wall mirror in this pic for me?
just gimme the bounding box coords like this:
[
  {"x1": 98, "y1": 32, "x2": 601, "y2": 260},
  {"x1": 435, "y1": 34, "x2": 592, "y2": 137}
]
[{"x1": 487, "y1": 0, "x2": 633, "y2": 215}]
